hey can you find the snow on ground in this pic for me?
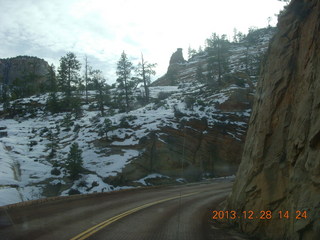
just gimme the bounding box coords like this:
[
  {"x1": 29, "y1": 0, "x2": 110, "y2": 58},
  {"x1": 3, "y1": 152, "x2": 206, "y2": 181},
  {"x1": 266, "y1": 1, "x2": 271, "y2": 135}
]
[
  {"x1": 0, "y1": 142, "x2": 19, "y2": 186},
  {"x1": 61, "y1": 174, "x2": 112, "y2": 195},
  {"x1": 0, "y1": 66, "x2": 250, "y2": 206},
  {"x1": 0, "y1": 188, "x2": 22, "y2": 206},
  {"x1": 85, "y1": 149, "x2": 140, "y2": 177},
  {"x1": 135, "y1": 173, "x2": 170, "y2": 186},
  {"x1": 148, "y1": 86, "x2": 179, "y2": 98}
]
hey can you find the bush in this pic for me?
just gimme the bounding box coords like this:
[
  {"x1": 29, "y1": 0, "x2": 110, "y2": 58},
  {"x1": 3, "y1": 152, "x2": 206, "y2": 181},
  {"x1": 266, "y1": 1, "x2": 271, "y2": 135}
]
[
  {"x1": 119, "y1": 115, "x2": 137, "y2": 128},
  {"x1": 89, "y1": 114, "x2": 100, "y2": 124},
  {"x1": 51, "y1": 168, "x2": 61, "y2": 176},
  {"x1": 88, "y1": 103, "x2": 96, "y2": 111},
  {"x1": 40, "y1": 127, "x2": 49, "y2": 136},
  {"x1": 196, "y1": 99, "x2": 206, "y2": 106},
  {"x1": 77, "y1": 180, "x2": 87, "y2": 188},
  {"x1": 173, "y1": 105, "x2": 185, "y2": 119},
  {"x1": 91, "y1": 181, "x2": 99, "y2": 188},
  {"x1": 69, "y1": 96, "x2": 82, "y2": 118},
  {"x1": 61, "y1": 113, "x2": 74, "y2": 131},
  {"x1": 73, "y1": 124, "x2": 81, "y2": 132},
  {"x1": 153, "y1": 100, "x2": 166, "y2": 110},
  {"x1": 98, "y1": 118, "x2": 113, "y2": 140},
  {"x1": 68, "y1": 189, "x2": 80, "y2": 195},
  {"x1": 65, "y1": 142, "x2": 83, "y2": 180},
  {"x1": 46, "y1": 92, "x2": 62, "y2": 113},
  {"x1": 184, "y1": 96, "x2": 196, "y2": 110},
  {"x1": 29, "y1": 140, "x2": 38, "y2": 147}
]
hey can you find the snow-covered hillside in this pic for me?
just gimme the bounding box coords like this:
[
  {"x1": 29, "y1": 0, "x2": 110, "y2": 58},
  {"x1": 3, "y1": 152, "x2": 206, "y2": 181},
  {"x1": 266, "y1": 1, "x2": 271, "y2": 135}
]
[
  {"x1": 0, "y1": 27, "x2": 276, "y2": 206},
  {"x1": 0, "y1": 82, "x2": 248, "y2": 206},
  {"x1": 152, "y1": 27, "x2": 275, "y2": 86}
]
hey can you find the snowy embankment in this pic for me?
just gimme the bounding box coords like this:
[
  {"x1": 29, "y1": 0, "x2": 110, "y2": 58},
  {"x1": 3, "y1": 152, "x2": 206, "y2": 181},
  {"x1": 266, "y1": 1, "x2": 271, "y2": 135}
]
[
  {"x1": 0, "y1": 83, "x2": 246, "y2": 206},
  {"x1": 0, "y1": 142, "x2": 22, "y2": 206}
]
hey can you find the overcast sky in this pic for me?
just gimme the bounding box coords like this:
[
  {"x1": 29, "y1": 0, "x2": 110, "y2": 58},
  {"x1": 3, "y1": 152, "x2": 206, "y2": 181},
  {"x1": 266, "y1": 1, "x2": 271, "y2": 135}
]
[{"x1": 0, "y1": 0, "x2": 286, "y2": 84}]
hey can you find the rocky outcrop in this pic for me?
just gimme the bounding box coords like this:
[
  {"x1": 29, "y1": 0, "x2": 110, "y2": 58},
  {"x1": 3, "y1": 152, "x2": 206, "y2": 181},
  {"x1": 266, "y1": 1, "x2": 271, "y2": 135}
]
[
  {"x1": 151, "y1": 28, "x2": 275, "y2": 87},
  {"x1": 152, "y1": 48, "x2": 187, "y2": 86},
  {"x1": 0, "y1": 56, "x2": 50, "y2": 95},
  {"x1": 169, "y1": 48, "x2": 186, "y2": 65},
  {"x1": 226, "y1": 0, "x2": 320, "y2": 239},
  {"x1": 118, "y1": 116, "x2": 247, "y2": 183}
]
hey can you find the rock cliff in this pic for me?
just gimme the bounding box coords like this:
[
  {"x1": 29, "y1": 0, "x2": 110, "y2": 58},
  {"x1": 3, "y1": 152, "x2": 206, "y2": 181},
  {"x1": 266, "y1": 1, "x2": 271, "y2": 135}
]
[
  {"x1": 0, "y1": 56, "x2": 50, "y2": 97},
  {"x1": 169, "y1": 48, "x2": 186, "y2": 65},
  {"x1": 226, "y1": 0, "x2": 320, "y2": 239}
]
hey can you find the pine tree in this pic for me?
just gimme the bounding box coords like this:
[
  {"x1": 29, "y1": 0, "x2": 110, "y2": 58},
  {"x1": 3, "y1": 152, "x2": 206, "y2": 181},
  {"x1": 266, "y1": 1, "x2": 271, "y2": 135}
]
[
  {"x1": 65, "y1": 142, "x2": 83, "y2": 180},
  {"x1": 91, "y1": 69, "x2": 110, "y2": 115},
  {"x1": 206, "y1": 33, "x2": 230, "y2": 84},
  {"x1": 243, "y1": 28, "x2": 260, "y2": 75},
  {"x1": 84, "y1": 56, "x2": 90, "y2": 103},
  {"x1": 45, "y1": 64, "x2": 60, "y2": 113},
  {"x1": 47, "y1": 64, "x2": 57, "y2": 92},
  {"x1": 196, "y1": 65, "x2": 205, "y2": 83},
  {"x1": 98, "y1": 118, "x2": 113, "y2": 140},
  {"x1": 135, "y1": 53, "x2": 157, "y2": 103},
  {"x1": 57, "y1": 52, "x2": 81, "y2": 98},
  {"x1": 116, "y1": 51, "x2": 134, "y2": 113},
  {"x1": 46, "y1": 92, "x2": 60, "y2": 113},
  {"x1": 187, "y1": 46, "x2": 197, "y2": 60},
  {"x1": 46, "y1": 129, "x2": 59, "y2": 159}
]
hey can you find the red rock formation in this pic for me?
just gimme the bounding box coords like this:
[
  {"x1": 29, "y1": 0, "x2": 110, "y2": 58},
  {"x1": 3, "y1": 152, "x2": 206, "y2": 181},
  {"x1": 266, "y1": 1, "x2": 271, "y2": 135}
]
[{"x1": 226, "y1": 0, "x2": 320, "y2": 239}]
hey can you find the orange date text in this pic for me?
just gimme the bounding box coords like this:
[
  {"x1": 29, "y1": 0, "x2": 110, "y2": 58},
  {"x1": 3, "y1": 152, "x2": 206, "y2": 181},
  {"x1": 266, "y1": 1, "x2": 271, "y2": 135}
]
[{"x1": 212, "y1": 210, "x2": 308, "y2": 220}]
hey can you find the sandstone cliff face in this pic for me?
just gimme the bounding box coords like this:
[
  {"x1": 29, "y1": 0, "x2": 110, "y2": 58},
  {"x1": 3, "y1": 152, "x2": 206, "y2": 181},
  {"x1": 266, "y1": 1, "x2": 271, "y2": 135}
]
[
  {"x1": 118, "y1": 116, "x2": 247, "y2": 184},
  {"x1": 0, "y1": 56, "x2": 50, "y2": 95},
  {"x1": 226, "y1": 0, "x2": 320, "y2": 239}
]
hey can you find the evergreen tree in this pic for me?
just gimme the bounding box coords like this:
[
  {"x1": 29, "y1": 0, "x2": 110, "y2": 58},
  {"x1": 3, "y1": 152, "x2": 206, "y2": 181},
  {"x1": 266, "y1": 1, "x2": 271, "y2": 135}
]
[
  {"x1": 46, "y1": 92, "x2": 60, "y2": 113},
  {"x1": 135, "y1": 53, "x2": 157, "y2": 103},
  {"x1": 206, "y1": 33, "x2": 230, "y2": 84},
  {"x1": 187, "y1": 46, "x2": 197, "y2": 60},
  {"x1": 196, "y1": 65, "x2": 205, "y2": 83},
  {"x1": 98, "y1": 118, "x2": 113, "y2": 140},
  {"x1": 46, "y1": 129, "x2": 59, "y2": 159},
  {"x1": 57, "y1": 52, "x2": 82, "y2": 114},
  {"x1": 91, "y1": 69, "x2": 110, "y2": 115},
  {"x1": 116, "y1": 51, "x2": 134, "y2": 113},
  {"x1": 45, "y1": 64, "x2": 61, "y2": 113},
  {"x1": 65, "y1": 142, "x2": 83, "y2": 180},
  {"x1": 47, "y1": 64, "x2": 57, "y2": 92},
  {"x1": 57, "y1": 52, "x2": 81, "y2": 98},
  {"x1": 84, "y1": 56, "x2": 89, "y2": 103},
  {"x1": 232, "y1": 28, "x2": 245, "y2": 43},
  {"x1": 243, "y1": 28, "x2": 261, "y2": 75}
]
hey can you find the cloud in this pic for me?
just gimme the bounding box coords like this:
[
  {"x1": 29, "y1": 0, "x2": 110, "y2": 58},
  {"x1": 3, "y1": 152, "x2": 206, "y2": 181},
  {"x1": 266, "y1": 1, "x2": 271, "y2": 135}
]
[{"x1": 0, "y1": 0, "x2": 286, "y2": 84}]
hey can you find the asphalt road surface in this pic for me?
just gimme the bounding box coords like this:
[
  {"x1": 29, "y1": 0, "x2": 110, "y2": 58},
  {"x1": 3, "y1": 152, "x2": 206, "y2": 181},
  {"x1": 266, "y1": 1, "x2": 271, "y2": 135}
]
[{"x1": 0, "y1": 180, "x2": 248, "y2": 240}]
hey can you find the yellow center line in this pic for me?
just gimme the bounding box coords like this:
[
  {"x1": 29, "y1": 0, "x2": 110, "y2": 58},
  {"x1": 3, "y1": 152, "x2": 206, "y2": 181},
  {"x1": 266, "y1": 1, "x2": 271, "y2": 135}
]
[{"x1": 70, "y1": 191, "x2": 199, "y2": 240}]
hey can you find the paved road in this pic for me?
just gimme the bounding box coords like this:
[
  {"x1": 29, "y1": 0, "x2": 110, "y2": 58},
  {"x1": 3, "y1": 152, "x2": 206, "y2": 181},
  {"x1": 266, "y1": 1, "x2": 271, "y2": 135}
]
[{"x1": 0, "y1": 180, "x2": 246, "y2": 240}]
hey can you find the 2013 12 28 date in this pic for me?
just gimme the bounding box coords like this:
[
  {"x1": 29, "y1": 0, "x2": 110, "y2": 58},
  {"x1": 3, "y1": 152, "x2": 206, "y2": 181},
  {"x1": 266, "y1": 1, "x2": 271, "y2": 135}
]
[{"x1": 212, "y1": 210, "x2": 308, "y2": 220}]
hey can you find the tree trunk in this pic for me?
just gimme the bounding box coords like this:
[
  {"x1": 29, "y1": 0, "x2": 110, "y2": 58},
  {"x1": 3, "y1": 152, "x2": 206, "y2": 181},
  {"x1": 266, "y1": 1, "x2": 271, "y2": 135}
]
[
  {"x1": 141, "y1": 53, "x2": 149, "y2": 103},
  {"x1": 85, "y1": 56, "x2": 88, "y2": 103}
]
